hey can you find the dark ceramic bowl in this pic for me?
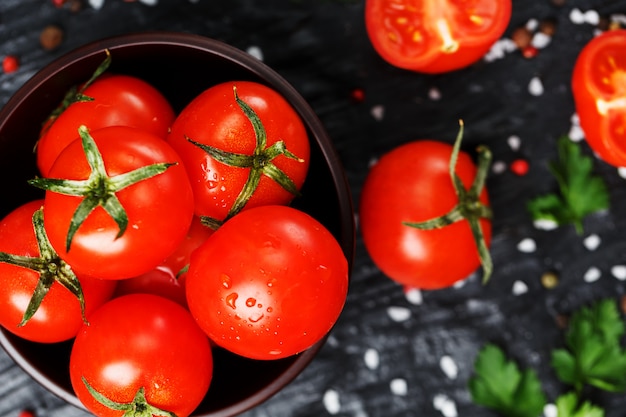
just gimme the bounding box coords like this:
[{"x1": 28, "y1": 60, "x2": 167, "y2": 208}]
[{"x1": 0, "y1": 32, "x2": 355, "y2": 416}]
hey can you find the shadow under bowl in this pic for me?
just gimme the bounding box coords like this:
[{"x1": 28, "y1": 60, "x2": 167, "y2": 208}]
[{"x1": 0, "y1": 32, "x2": 355, "y2": 417}]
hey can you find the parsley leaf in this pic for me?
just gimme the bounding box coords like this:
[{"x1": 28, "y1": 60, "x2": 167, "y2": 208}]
[
  {"x1": 555, "y1": 392, "x2": 604, "y2": 417},
  {"x1": 527, "y1": 136, "x2": 609, "y2": 235},
  {"x1": 551, "y1": 299, "x2": 626, "y2": 393},
  {"x1": 469, "y1": 344, "x2": 546, "y2": 417}
]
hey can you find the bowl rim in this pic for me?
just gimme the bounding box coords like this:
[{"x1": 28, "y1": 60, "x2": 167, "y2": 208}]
[{"x1": 0, "y1": 31, "x2": 355, "y2": 417}]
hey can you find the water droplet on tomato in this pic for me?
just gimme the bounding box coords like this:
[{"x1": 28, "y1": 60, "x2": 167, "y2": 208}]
[
  {"x1": 225, "y1": 292, "x2": 238, "y2": 309},
  {"x1": 221, "y1": 274, "x2": 232, "y2": 289},
  {"x1": 267, "y1": 278, "x2": 277, "y2": 287},
  {"x1": 245, "y1": 297, "x2": 257, "y2": 307},
  {"x1": 266, "y1": 307, "x2": 273, "y2": 313}
]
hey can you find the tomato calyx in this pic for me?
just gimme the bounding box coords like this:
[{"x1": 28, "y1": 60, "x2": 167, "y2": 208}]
[
  {"x1": 0, "y1": 208, "x2": 86, "y2": 326},
  {"x1": 187, "y1": 86, "x2": 304, "y2": 229},
  {"x1": 82, "y1": 377, "x2": 177, "y2": 417},
  {"x1": 39, "y1": 49, "x2": 111, "y2": 139},
  {"x1": 403, "y1": 120, "x2": 494, "y2": 283},
  {"x1": 29, "y1": 125, "x2": 175, "y2": 251}
]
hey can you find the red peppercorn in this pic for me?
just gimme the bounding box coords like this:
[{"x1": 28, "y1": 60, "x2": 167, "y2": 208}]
[
  {"x1": 522, "y1": 45, "x2": 539, "y2": 59},
  {"x1": 18, "y1": 410, "x2": 36, "y2": 417},
  {"x1": 52, "y1": 0, "x2": 66, "y2": 7},
  {"x1": 350, "y1": 88, "x2": 365, "y2": 103},
  {"x1": 2, "y1": 55, "x2": 19, "y2": 73},
  {"x1": 510, "y1": 159, "x2": 530, "y2": 176}
]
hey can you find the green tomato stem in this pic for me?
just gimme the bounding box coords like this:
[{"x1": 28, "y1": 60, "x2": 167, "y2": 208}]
[
  {"x1": 28, "y1": 125, "x2": 174, "y2": 252},
  {"x1": 188, "y1": 84, "x2": 305, "y2": 228},
  {"x1": 0, "y1": 208, "x2": 86, "y2": 326},
  {"x1": 403, "y1": 120, "x2": 494, "y2": 284}
]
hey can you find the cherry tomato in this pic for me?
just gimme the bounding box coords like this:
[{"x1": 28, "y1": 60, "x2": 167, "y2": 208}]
[
  {"x1": 34, "y1": 125, "x2": 194, "y2": 280},
  {"x1": 69, "y1": 293, "x2": 213, "y2": 417},
  {"x1": 167, "y1": 81, "x2": 310, "y2": 226},
  {"x1": 365, "y1": 0, "x2": 512, "y2": 73},
  {"x1": 36, "y1": 73, "x2": 175, "y2": 177},
  {"x1": 572, "y1": 29, "x2": 626, "y2": 167},
  {"x1": 359, "y1": 139, "x2": 492, "y2": 289},
  {"x1": 0, "y1": 200, "x2": 116, "y2": 343},
  {"x1": 186, "y1": 205, "x2": 348, "y2": 360},
  {"x1": 114, "y1": 216, "x2": 214, "y2": 307}
]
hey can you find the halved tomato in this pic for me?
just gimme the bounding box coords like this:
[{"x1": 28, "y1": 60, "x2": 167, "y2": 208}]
[
  {"x1": 572, "y1": 29, "x2": 626, "y2": 167},
  {"x1": 365, "y1": 0, "x2": 512, "y2": 73}
]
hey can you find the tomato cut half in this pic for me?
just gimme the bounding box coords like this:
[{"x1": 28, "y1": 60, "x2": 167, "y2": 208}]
[
  {"x1": 365, "y1": 0, "x2": 512, "y2": 73},
  {"x1": 572, "y1": 29, "x2": 626, "y2": 167}
]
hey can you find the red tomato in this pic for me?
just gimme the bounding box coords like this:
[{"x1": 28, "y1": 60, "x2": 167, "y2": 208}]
[
  {"x1": 114, "y1": 216, "x2": 214, "y2": 307},
  {"x1": 0, "y1": 200, "x2": 116, "y2": 343},
  {"x1": 359, "y1": 140, "x2": 492, "y2": 289},
  {"x1": 37, "y1": 74, "x2": 175, "y2": 177},
  {"x1": 186, "y1": 205, "x2": 348, "y2": 360},
  {"x1": 365, "y1": 0, "x2": 512, "y2": 73},
  {"x1": 572, "y1": 29, "x2": 626, "y2": 167},
  {"x1": 36, "y1": 125, "x2": 194, "y2": 280},
  {"x1": 69, "y1": 294, "x2": 213, "y2": 417},
  {"x1": 167, "y1": 81, "x2": 310, "y2": 225}
]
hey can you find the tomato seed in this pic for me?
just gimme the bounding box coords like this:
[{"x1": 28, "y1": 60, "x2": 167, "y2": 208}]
[
  {"x1": 2, "y1": 55, "x2": 19, "y2": 73},
  {"x1": 510, "y1": 159, "x2": 529, "y2": 176}
]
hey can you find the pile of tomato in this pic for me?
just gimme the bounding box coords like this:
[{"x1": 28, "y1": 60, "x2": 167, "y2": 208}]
[{"x1": 0, "y1": 52, "x2": 349, "y2": 417}]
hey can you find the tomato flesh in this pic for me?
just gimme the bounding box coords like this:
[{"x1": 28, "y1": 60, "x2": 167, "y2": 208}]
[
  {"x1": 365, "y1": 0, "x2": 512, "y2": 73},
  {"x1": 573, "y1": 29, "x2": 626, "y2": 167}
]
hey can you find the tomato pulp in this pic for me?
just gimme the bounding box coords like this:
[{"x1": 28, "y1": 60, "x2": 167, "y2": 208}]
[
  {"x1": 572, "y1": 29, "x2": 626, "y2": 167},
  {"x1": 365, "y1": 0, "x2": 512, "y2": 73}
]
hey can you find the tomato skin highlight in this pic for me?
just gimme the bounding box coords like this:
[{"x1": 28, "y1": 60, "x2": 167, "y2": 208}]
[
  {"x1": 37, "y1": 74, "x2": 175, "y2": 177},
  {"x1": 43, "y1": 126, "x2": 195, "y2": 280},
  {"x1": 359, "y1": 140, "x2": 492, "y2": 289},
  {"x1": 365, "y1": 0, "x2": 512, "y2": 73},
  {"x1": 167, "y1": 80, "x2": 310, "y2": 221},
  {"x1": 69, "y1": 293, "x2": 213, "y2": 417},
  {"x1": 572, "y1": 29, "x2": 626, "y2": 167},
  {"x1": 186, "y1": 205, "x2": 348, "y2": 360},
  {"x1": 0, "y1": 200, "x2": 116, "y2": 343}
]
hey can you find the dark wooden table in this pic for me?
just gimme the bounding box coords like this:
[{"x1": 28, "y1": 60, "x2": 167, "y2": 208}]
[{"x1": 1, "y1": 0, "x2": 626, "y2": 416}]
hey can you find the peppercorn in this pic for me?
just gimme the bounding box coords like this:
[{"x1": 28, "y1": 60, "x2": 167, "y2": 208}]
[
  {"x1": 2, "y1": 55, "x2": 19, "y2": 73},
  {"x1": 539, "y1": 18, "x2": 557, "y2": 37},
  {"x1": 40, "y1": 25, "x2": 64, "y2": 51},
  {"x1": 511, "y1": 26, "x2": 532, "y2": 49}
]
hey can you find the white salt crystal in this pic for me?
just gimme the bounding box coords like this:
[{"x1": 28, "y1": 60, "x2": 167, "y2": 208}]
[
  {"x1": 439, "y1": 355, "x2": 458, "y2": 379},
  {"x1": 611, "y1": 265, "x2": 626, "y2": 281},
  {"x1": 364, "y1": 348, "x2": 380, "y2": 370},
  {"x1": 528, "y1": 77, "x2": 544, "y2": 96},
  {"x1": 583, "y1": 234, "x2": 601, "y2": 251},
  {"x1": 371, "y1": 105, "x2": 385, "y2": 121},
  {"x1": 512, "y1": 280, "x2": 529, "y2": 295},
  {"x1": 387, "y1": 306, "x2": 411, "y2": 322},
  {"x1": 390, "y1": 378, "x2": 408, "y2": 396},
  {"x1": 433, "y1": 394, "x2": 458, "y2": 417},
  {"x1": 583, "y1": 267, "x2": 601, "y2": 283},
  {"x1": 323, "y1": 389, "x2": 341, "y2": 414},
  {"x1": 246, "y1": 46, "x2": 264, "y2": 61},
  {"x1": 517, "y1": 238, "x2": 537, "y2": 253}
]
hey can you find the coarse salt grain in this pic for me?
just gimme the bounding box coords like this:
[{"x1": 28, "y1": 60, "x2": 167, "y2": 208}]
[
  {"x1": 439, "y1": 355, "x2": 458, "y2": 379},
  {"x1": 570, "y1": 8, "x2": 585, "y2": 24},
  {"x1": 139, "y1": 0, "x2": 158, "y2": 5},
  {"x1": 246, "y1": 46, "x2": 264, "y2": 61},
  {"x1": 387, "y1": 306, "x2": 411, "y2": 322},
  {"x1": 583, "y1": 267, "x2": 601, "y2": 283},
  {"x1": 611, "y1": 265, "x2": 626, "y2": 281},
  {"x1": 531, "y1": 32, "x2": 552, "y2": 49},
  {"x1": 492, "y1": 160, "x2": 507, "y2": 174},
  {"x1": 405, "y1": 287, "x2": 423, "y2": 305},
  {"x1": 568, "y1": 124, "x2": 585, "y2": 142},
  {"x1": 583, "y1": 234, "x2": 601, "y2": 251},
  {"x1": 528, "y1": 76, "x2": 544, "y2": 96},
  {"x1": 390, "y1": 378, "x2": 408, "y2": 396},
  {"x1": 323, "y1": 389, "x2": 341, "y2": 414},
  {"x1": 433, "y1": 394, "x2": 458, "y2": 417},
  {"x1": 533, "y1": 219, "x2": 558, "y2": 230},
  {"x1": 526, "y1": 18, "x2": 539, "y2": 31},
  {"x1": 583, "y1": 9, "x2": 600, "y2": 25},
  {"x1": 517, "y1": 238, "x2": 537, "y2": 253},
  {"x1": 544, "y1": 403, "x2": 558, "y2": 417},
  {"x1": 618, "y1": 167, "x2": 626, "y2": 179},
  {"x1": 428, "y1": 87, "x2": 442, "y2": 100},
  {"x1": 512, "y1": 280, "x2": 529, "y2": 295},
  {"x1": 370, "y1": 105, "x2": 385, "y2": 121},
  {"x1": 88, "y1": 0, "x2": 105, "y2": 9},
  {"x1": 364, "y1": 348, "x2": 380, "y2": 370},
  {"x1": 507, "y1": 135, "x2": 521, "y2": 151}
]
